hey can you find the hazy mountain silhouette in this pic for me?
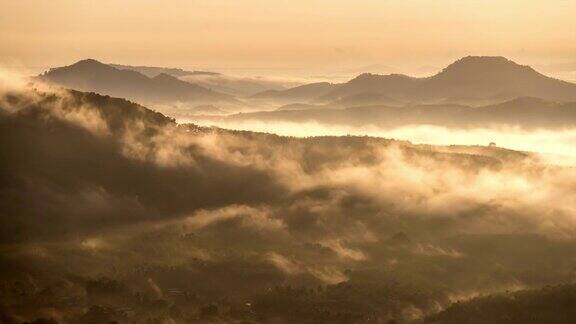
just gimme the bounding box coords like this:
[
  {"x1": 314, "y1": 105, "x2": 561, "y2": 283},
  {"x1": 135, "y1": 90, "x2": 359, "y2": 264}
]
[
  {"x1": 323, "y1": 56, "x2": 576, "y2": 104},
  {"x1": 321, "y1": 73, "x2": 418, "y2": 102},
  {"x1": 252, "y1": 56, "x2": 576, "y2": 106},
  {"x1": 273, "y1": 92, "x2": 403, "y2": 110},
  {"x1": 181, "y1": 74, "x2": 301, "y2": 97},
  {"x1": 251, "y1": 82, "x2": 339, "y2": 102},
  {"x1": 219, "y1": 96, "x2": 576, "y2": 129},
  {"x1": 110, "y1": 63, "x2": 220, "y2": 78},
  {"x1": 420, "y1": 56, "x2": 576, "y2": 102},
  {"x1": 276, "y1": 103, "x2": 329, "y2": 111},
  {"x1": 38, "y1": 59, "x2": 237, "y2": 105},
  {"x1": 108, "y1": 63, "x2": 300, "y2": 97}
]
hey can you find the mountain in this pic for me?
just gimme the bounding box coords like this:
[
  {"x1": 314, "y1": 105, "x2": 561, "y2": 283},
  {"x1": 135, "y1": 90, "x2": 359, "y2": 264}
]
[
  {"x1": 111, "y1": 63, "x2": 302, "y2": 97},
  {"x1": 320, "y1": 73, "x2": 419, "y2": 102},
  {"x1": 420, "y1": 56, "x2": 576, "y2": 102},
  {"x1": 110, "y1": 63, "x2": 220, "y2": 78},
  {"x1": 252, "y1": 56, "x2": 576, "y2": 107},
  {"x1": 322, "y1": 56, "x2": 576, "y2": 104},
  {"x1": 251, "y1": 82, "x2": 339, "y2": 102},
  {"x1": 37, "y1": 59, "x2": 237, "y2": 105},
  {"x1": 180, "y1": 74, "x2": 302, "y2": 97},
  {"x1": 213, "y1": 97, "x2": 576, "y2": 129}
]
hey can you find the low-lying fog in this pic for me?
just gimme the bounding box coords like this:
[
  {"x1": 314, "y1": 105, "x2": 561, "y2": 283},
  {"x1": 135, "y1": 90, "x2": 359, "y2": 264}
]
[
  {"x1": 3, "y1": 70, "x2": 576, "y2": 323},
  {"x1": 186, "y1": 119, "x2": 576, "y2": 166}
]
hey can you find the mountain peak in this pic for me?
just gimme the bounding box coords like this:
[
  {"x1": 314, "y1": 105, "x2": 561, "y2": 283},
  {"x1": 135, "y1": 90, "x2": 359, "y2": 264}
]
[
  {"x1": 438, "y1": 56, "x2": 536, "y2": 78},
  {"x1": 456, "y1": 55, "x2": 511, "y2": 64},
  {"x1": 450, "y1": 56, "x2": 516, "y2": 66},
  {"x1": 70, "y1": 58, "x2": 107, "y2": 68},
  {"x1": 41, "y1": 58, "x2": 115, "y2": 77}
]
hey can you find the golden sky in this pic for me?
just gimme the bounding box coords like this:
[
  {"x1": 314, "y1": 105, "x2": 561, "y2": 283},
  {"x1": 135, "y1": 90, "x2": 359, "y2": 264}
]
[{"x1": 0, "y1": 0, "x2": 575, "y2": 74}]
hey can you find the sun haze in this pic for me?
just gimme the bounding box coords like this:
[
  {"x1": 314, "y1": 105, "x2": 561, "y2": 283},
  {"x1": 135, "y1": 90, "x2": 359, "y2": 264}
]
[{"x1": 0, "y1": 0, "x2": 574, "y2": 73}]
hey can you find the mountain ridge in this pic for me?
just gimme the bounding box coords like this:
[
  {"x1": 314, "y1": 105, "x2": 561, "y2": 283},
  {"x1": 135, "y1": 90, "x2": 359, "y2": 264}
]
[
  {"x1": 110, "y1": 63, "x2": 220, "y2": 78},
  {"x1": 252, "y1": 56, "x2": 576, "y2": 105},
  {"x1": 37, "y1": 59, "x2": 238, "y2": 105},
  {"x1": 213, "y1": 96, "x2": 576, "y2": 129}
]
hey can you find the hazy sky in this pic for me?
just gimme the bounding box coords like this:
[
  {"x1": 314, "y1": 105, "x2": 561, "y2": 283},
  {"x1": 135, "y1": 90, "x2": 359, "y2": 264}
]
[{"x1": 0, "y1": 0, "x2": 575, "y2": 75}]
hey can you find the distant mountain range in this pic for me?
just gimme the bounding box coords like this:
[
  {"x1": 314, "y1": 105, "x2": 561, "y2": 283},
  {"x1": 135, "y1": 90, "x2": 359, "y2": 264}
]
[
  {"x1": 180, "y1": 73, "x2": 300, "y2": 97},
  {"x1": 37, "y1": 59, "x2": 238, "y2": 105},
  {"x1": 38, "y1": 59, "x2": 301, "y2": 102},
  {"x1": 252, "y1": 56, "x2": 576, "y2": 107},
  {"x1": 37, "y1": 56, "x2": 576, "y2": 115},
  {"x1": 251, "y1": 82, "x2": 338, "y2": 102},
  {"x1": 110, "y1": 64, "x2": 220, "y2": 78},
  {"x1": 209, "y1": 96, "x2": 576, "y2": 129}
]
